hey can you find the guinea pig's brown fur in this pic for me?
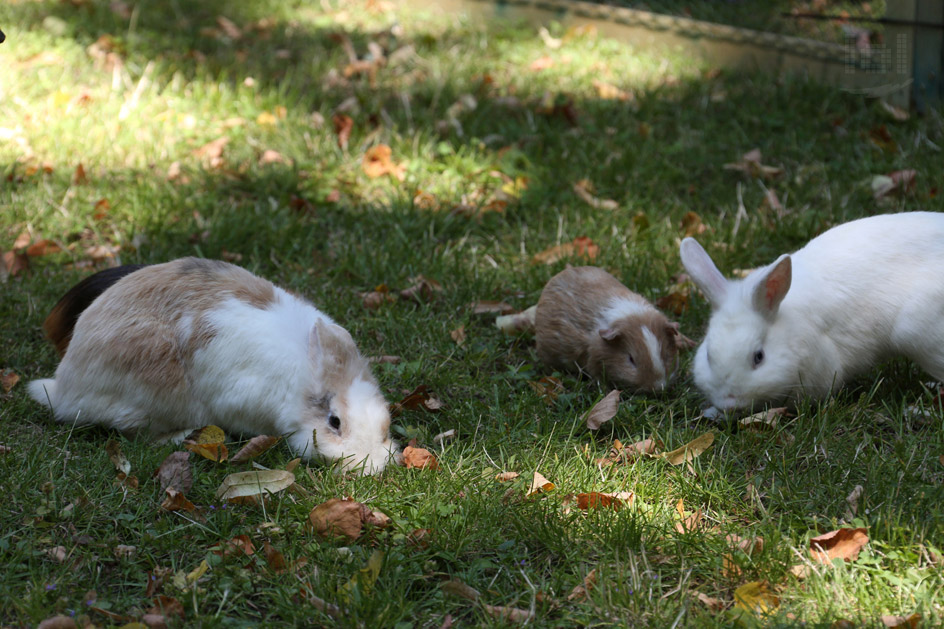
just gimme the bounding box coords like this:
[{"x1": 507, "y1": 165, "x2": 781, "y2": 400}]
[{"x1": 535, "y1": 266, "x2": 686, "y2": 391}]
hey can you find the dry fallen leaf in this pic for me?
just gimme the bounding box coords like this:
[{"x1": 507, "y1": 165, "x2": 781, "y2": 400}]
[
  {"x1": 1, "y1": 370, "x2": 20, "y2": 393},
  {"x1": 495, "y1": 471, "x2": 520, "y2": 482},
  {"x1": 26, "y1": 239, "x2": 63, "y2": 257},
  {"x1": 402, "y1": 443, "x2": 439, "y2": 470},
  {"x1": 213, "y1": 534, "x2": 255, "y2": 557},
  {"x1": 531, "y1": 236, "x2": 599, "y2": 265},
  {"x1": 872, "y1": 169, "x2": 917, "y2": 200},
  {"x1": 809, "y1": 528, "x2": 869, "y2": 563},
  {"x1": 399, "y1": 275, "x2": 442, "y2": 302},
  {"x1": 738, "y1": 407, "x2": 788, "y2": 431},
  {"x1": 483, "y1": 604, "x2": 534, "y2": 623},
  {"x1": 338, "y1": 549, "x2": 384, "y2": 605},
  {"x1": 733, "y1": 580, "x2": 779, "y2": 615},
  {"x1": 693, "y1": 590, "x2": 726, "y2": 611},
  {"x1": 391, "y1": 385, "x2": 443, "y2": 415},
  {"x1": 592, "y1": 79, "x2": 633, "y2": 102},
  {"x1": 570, "y1": 491, "x2": 632, "y2": 511},
  {"x1": 450, "y1": 325, "x2": 466, "y2": 346},
  {"x1": 584, "y1": 390, "x2": 621, "y2": 430},
  {"x1": 193, "y1": 136, "x2": 229, "y2": 168},
  {"x1": 36, "y1": 616, "x2": 77, "y2": 629},
  {"x1": 363, "y1": 144, "x2": 406, "y2": 180},
  {"x1": 160, "y1": 488, "x2": 198, "y2": 513},
  {"x1": 471, "y1": 300, "x2": 516, "y2": 315},
  {"x1": 662, "y1": 432, "x2": 715, "y2": 466},
  {"x1": 680, "y1": 211, "x2": 707, "y2": 237},
  {"x1": 230, "y1": 435, "x2": 281, "y2": 463},
  {"x1": 723, "y1": 148, "x2": 783, "y2": 179},
  {"x1": 879, "y1": 100, "x2": 910, "y2": 122},
  {"x1": 572, "y1": 179, "x2": 619, "y2": 210},
  {"x1": 307, "y1": 498, "x2": 390, "y2": 541},
  {"x1": 567, "y1": 568, "x2": 597, "y2": 602},
  {"x1": 529, "y1": 55, "x2": 555, "y2": 71},
  {"x1": 214, "y1": 470, "x2": 295, "y2": 502},
  {"x1": 441, "y1": 579, "x2": 480, "y2": 601},
  {"x1": 155, "y1": 451, "x2": 193, "y2": 494},
  {"x1": 528, "y1": 375, "x2": 565, "y2": 403},
  {"x1": 881, "y1": 613, "x2": 922, "y2": 628},
  {"x1": 105, "y1": 439, "x2": 131, "y2": 475},
  {"x1": 1, "y1": 250, "x2": 30, "y2": 280},
  {"x1": 332, "y1": 113, "x2": 353, "y2": 150},
  {"x1": 527, "y1": 470, "x2": 555, "y2": 496},
  {"x1": 184, "y1": 425, "x2": 229, "y2": 462}
]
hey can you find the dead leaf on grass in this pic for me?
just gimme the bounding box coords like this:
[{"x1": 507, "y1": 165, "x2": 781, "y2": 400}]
[
  {"x1": 495, "y1": 471, "x2": 520, "y2": 482},
  {"x1": 391, "y1": 385, "x2": 443, "y2": 415},
  {"x1": 881, "y1": 613, "x2": 922, "y2": 628},
  {"x1": 483, "y1": 604, "x2": 533, "y2": 623},
  {"x1": 399, "y1": 275, "x2": 442, "y2": 302},
  {"x1": 441, "y1": 579, "x2": 480, "y2": 600},
  {"x1": 183, "y1": 425, "x2": 228, "y2": 462},
  {"x1": 215, "y1": 470, "x2": 294, "y2": 502},
  {"x1": 338, "y1": 549, "x2": 384, "y2": 604},
  {"x1": 230, "y1": 435, "x2": 281, "y2": 463},
  {"x1": 193, "y1": 136, "x2": 229, "y2": 168},
  {"x1": 572, "y1": 179, "x2": 619, "y2": 210},
  {"x1": 402, "y1": 442, "x2": 439, "y2": 470},
  {"x1": 471, "y1": 300, "x2": 516, "y2": 315},
  {"x1": 450, "y1": 325, "x2": 466, "y2": 346},
  {"x1": 213, "y1": 534, "x2": 255, "y2": 557},
  {"x1": 680, "y1": 211, "x2": 707, "y2": 237},
  {"x1": 155, "y1": 451, "x2": 193, "y2": 494},
  {"x1": 733, "y1": 580, "x2": 779, "y2": 615},
  {"x1": 160, "y1": 488, "x2": 198, "y2": 513},
  {"x1": 809, "y1": 528, "x2": 869, "y2": 563},
  {"x1": 693, "y1": 590, "x2": 726, "y2": 611},
  {"x1": 567, "y1": 568, "x2": 597, "y2": 601},
  {"x1": 584, "y1": 389, "x2": 620, "y2": 430},
  {"x1": 363, "y1": 144, "x2": 406, "y2": 180},
  {"x1": 662, "y1": 432, "x2": 714, "y2": 466},
  {"x1": 527, "y1": 470, "x2": 555, "y2": 496},
  {"x1": 531, "y1": 236, "x2": 599, "y2": 265},
  {"x1": 723, "y1": 148, "x2": 783, "y2": 179},
  {"x1": 1, "y1": 370, "x2": 20, "y2": 393},
  {"x1": 332, "y1": 113, "x2": 353, "y2": 150},
  {"x1": 105, "y1": 439, "x2": 131, "y2": 475},
  {"x1": 307, "y1": 497, "x2": 391, "y2": 541}
]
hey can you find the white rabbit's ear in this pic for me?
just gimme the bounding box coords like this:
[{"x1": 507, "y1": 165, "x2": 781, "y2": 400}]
[
  {"x1": 308, "y1": 320, "x2": 323, "y2": 359},
  {"x1": 599, "y1": 327, "x2": 619, "y2": 342},
  {"x1": 751, "y1": 254, "x2": 791, "y2": 318},
  {"x1": 680, "y1": 238, "x2": 729, "y2": 309}
]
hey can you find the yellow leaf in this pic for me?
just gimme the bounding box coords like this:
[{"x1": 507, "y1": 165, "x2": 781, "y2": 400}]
[
  {"x1": 527, "y1": 471, "x2": 555, "y2": 496},
  {"x1": 186, "y1": 559, "x2": 209, "y2": 584},
  {"x1": 256, "y1": 111, "x2": 278, "y2": 126},
  {"x1": 662, "y1": 432, "x2": 714, "y2": 466},
  {"x1": 338, "y1": 550, "x2": 384, "y2": 605},
  {"x1": 733, "y1": 580, "x2": 779, "y2": 615}
]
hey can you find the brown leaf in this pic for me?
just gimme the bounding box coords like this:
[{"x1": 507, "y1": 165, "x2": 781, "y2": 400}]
[
  {"x1": 471, "y1": 300, "x2": 516, "y2": 315},
  {"x1": 332, "y1": 113, "x2": 353, "y2": 150},
  {"x1": 528, "y1": 375, "x2": 564, "y2": 402},
  {"x1": 193, "y1": 136, "x2": 228, "y2": 169},
  {"x1": 391, "y1": 385, "x2": 443, "y2": 416},
  {"x1": 723, "y1": 148, "x2": 783, "y2": 179},
  {"x1": 362, "y1": 283, "x2": 396, "y2": 309},
  {"x1": 149, "y1": 594, "x2": 185, "y2": 619},
  {"x1": 527, "y1": 470, "x2": 555, "y2": 496},
  {"x1": 37, "y1": 616, "x2": 77, "y2": 629},
  {"x1": 592, "y1": 80, "x2": 633, "y2": 102},
  {"x1": 449, "y1": 325, "x2": 466, "y2": 346},
  {"x1": 531, "y1": 236, "x2": 599, "y2": 265},
  {"x1": 259, "y1": 149, "x2": 289, "y2": 165},
  {"x1": 160, "y1": 488, "x2": 197, "y2": 513},
  {"x1": 572, "y1": 179, "x2": 619, "y2": 210},
  {"x1": 407, "y1": 528, "x2": 432, "y2": 550},
  {"x1": 263, "y1": 540, "x2": 287, "y2": 573},
  {"x1": 441, "y1": 579, "x2": 480, "y2": 601},
  {"x1": 495, "y1": 471, "x2": 520, "y2": 482},
  {"x1": 483, "y1": 604, "x2": 533, "y2": 623},
  {"x1": 308, "y1": 497, "x2": 390, "y2": 541},
  {"x1": 572, "y1": 492, "x2": 629, "y2": 511},
  {"x1": 216, "y1": 16, "x2": 243, "y2": 39},
  {"x1": 69, "y1": 164, "x2": 88, "y2": 187},
  {"x1": 213, "y1": 534, "x2": 255, "y2": 557},
  {"x1": 662, "y1": 432, "x2": 714, "y2": 465},
  {"x1": 363, "y1": 144, "x2": 406, "y2": 180},
  {"x1": 809, "y1": 528, "x2": 869, "y2": 563},
  {"x1": 680, "y1": 211, "x2": 707, "y2": 237},
  {"x1": 693, "y1": 590, "x2": 725, "y2": 611},
  {"x1": 882, "y1": 613, "x2": 922, "y2": 628},
  {"x1": 115, "y1": 472, "x2": 139, "y2": 490},
  {"x1": 1, "y1": 250, "x2": 30, "y2": 279},
  {"x1": 26, "y1": 239, "x2": 63, "y2": 257},
  {"x1": 184, "y1": 441, "x2": 229, "y2": 462},
  {"x1": 230, "y1": 435, "x2": 281, "y2": 463},
  {"x1": 402, "y1": 444, "x2": 439, "y2": 470},
  {"x1": 655, "y1": 284, "x2": 690, "y2": 317},
  {"x1": 567, "y1": 568, "x2": 597, "y2": 602},
  {"x1": 529, "y1": 55, "x2": 555, "y2": 71},
  {"x1": 1, "y1": 370, "x2": 20, "y2": 393},
  {"x1": 584, "y1": 389, "x2": 621, "y2": 430},
  {"x1": 399, "y1": 275, "x2": 442, "y2": 302},
  {"x1": 105, "y1": 439, "x2": 131, "y2": 475},
  {"x1": 674, "y1": 501, "x2": 703, "y2": 533},
  {"x1": 155, "y1": 451, "x2": 192, "y2": 494}
]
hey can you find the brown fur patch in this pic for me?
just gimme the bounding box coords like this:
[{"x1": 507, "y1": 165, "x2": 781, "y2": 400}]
[
  {"x1": 69, "y1": 258, "x2": 277, "y2": 392},
  {"x1": 316, "y1": 321, "x2": 371, "y2": 395}
]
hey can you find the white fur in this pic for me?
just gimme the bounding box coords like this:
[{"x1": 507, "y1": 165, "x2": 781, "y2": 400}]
[
  {"x1": 598, "y1": 296, "x2": 654, "y2": 326},
  {"x1": 28, "y1": 261, "x2": 399, "y2": 474},
  {"x1": 640, "y1": 325, "x2": 666, "y2": 388},
  {"x1": 681, "y1": 211, "x2": 944, "y2": 410}
]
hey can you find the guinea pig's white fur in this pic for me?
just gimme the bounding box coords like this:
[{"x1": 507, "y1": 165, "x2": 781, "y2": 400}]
[
  {"x1": 534, "y1": 266, "x2": 687, "y2": 391},
  {"x1": 680, "y1": 211, "x2": 944, "y2": 412},
  {"x1": 28, "y1": 258, "x2": 399, "y2": 474}
]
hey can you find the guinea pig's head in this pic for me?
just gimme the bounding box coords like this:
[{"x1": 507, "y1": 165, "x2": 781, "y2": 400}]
[
  {"x1": 295, "y1": 320, "x2": 400, "y2": 474},
  {"x1": 590, "y1": 311, "x2": 685, "y2": 392}
]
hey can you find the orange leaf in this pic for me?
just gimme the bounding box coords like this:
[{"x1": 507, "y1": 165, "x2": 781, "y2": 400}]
[
  {"x1": 363, "y1": 144, "x2": 406, "y2": 180},
  {"x1": 332, "y1": 113, "x2": 353, "y2": 150},
  {"x1": 567, "y1": 568, "x2": 597, "y2": 602},
  {"x1": 574, "y1": 492, "x2": 627, "y2": 511},
  {"x1": 1, "y1": 370, "x2": 20, "y2": 393},
  {"x1": 230, "y1": 435, "x2": 281, "y2": 463},
  {"x1": 213, "y1": 534, "x2": 255, "y2": 557},
  {"x1": 72, "y1": 163, "x2": 88, "y2": 185},
  {"x1": 160, "y1": 488, "x2": 197, "y2": 513},
  {"x1": 809, "y1": 528, "x2": 869, "y2": 563},
  {"x1": 184, "y1": 441, "x2": 229, "y2": 462},
  {"x1": 402, "y1": 444, "x2": 439, "y2": 470},
  {"x1": 26, "y1": 239, "x2": 62, "y2": 257},
  {"x1": 528, "y1": 375, "x2": 564, "y2": 402},
  {"x1": 263, "y1": 541, "x2": 287, "y2": 573},
  {"x1": 495, "y1": 471, "x2": 520, "y2": 482},
  {"x1": 308, "y1": 498, "x2": 390, "y2": 541},
  {"x1": 531, "y1": 236, "x2": 599, "y2": 265},
  {"x1": 527, "y1": 470, "x2": 555, "y2": 496}
]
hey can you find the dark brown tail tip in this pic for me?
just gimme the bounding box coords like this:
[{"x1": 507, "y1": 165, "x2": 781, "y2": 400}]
[{"x1": 43, "y1": 264, "x2": 146, "y2": 356}]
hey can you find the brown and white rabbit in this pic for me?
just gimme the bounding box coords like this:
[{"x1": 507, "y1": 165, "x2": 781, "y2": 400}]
[
  {"x1": 534, "y1": 266, "x2": 691, "y2": 391},
  {"x1": 28, "y1": 258, "x2": 400, "y2": 474}
]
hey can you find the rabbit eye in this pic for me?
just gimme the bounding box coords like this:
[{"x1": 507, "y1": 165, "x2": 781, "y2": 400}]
[
  {"x1": 328, "y1": 414, "x2": 342, "y2": 432},
  {"x1": 627, "y1": 354, "x2": 636, "y2": 367},
  {"x1": 752, "y1": 349, "x2": 765, "y2": 368}
]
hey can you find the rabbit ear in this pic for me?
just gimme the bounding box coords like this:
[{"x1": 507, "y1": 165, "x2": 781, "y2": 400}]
[
  {"x1": 751, "y1": 254, "x2": 791, "y2": 317},
  {"x1": 680, "y1": 238, "x2": 729, "y2": 308},
  {"x1": 599, "y1": 327, "x2": 620, "y2": 342},
  {"x1": 308, "y1": 320, "x2": 324, "y2": 359}
]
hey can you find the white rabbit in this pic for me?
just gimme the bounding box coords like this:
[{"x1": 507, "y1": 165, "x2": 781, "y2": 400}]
[
  {"x1": 28, "y1": 257, "x2": 400, "y2": 474},
  {"x1": 680, "y1": 211, "x2": 944, "y2": 411}
]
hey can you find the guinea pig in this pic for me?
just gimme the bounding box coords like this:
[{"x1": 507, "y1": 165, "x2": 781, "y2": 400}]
[
  {"x1": 680, "y1": 211, "x2": 944, "y2": 412},
  {"x1": 28, "y1": 257, "x2": 400, "y2": 474},
  {"x1": 534, "y1": 266, "x2": 691, "y2": 391}
]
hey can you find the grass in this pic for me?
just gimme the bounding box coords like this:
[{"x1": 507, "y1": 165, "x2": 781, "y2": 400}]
[{"x1": 1, "y1": 0, "x2": 943, "y2": 626}]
